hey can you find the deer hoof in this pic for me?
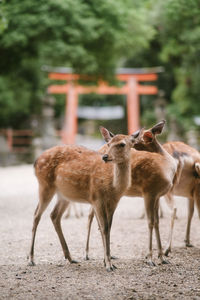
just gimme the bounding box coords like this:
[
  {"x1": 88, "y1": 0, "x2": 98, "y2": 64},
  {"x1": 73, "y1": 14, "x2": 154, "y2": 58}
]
[
  {"x1": 185, "y1": 242, "x2": 193, "y2": 247},
  {"x1": 70, "y1": 260, "x2": 79, "y2": 264},
  {"x1": 112, "y1": 264, "x2": 117, "y2": 269},
  {"x1": 164, "y1": 248, "x2": 171, "y2": 257},
  {"x1": 106, "y1": 265, "x2": 116, "y2": 272},
  {"x1": 28, "y1": 261, "x2": 35, "y2": 266},
  {"x1": 146, "y1": 260, "x2": 156, "y2": 267},
  {"x1": 84, "y1": 255, "x2": 90, "y2": 261},
  {"x1": 161, "y1": 259, "x2": 169, "y2": 265},
  {"x1": 111, "y1": 256, "x2": 118, "y2": 260},
  {"x1": 106, "y1": 267, "x2": 113, "y2": 272}
]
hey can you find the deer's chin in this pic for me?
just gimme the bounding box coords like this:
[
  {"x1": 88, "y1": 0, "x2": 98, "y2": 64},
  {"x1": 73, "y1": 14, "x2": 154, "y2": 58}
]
[{"x1": 103, "y1": 159, "x2": 113, "y2": 163}]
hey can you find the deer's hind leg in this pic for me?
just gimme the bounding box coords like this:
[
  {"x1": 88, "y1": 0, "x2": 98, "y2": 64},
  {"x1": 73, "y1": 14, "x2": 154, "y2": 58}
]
[
  {"x1": 154, "y1": 199, "x2": 169, "y2": 264},
  {"x1": 85, "y1": 207, "x2": 95, "y2": 260},
  {"x1": 164, "y1": 193, "x2": 177, "y2": 256},
  {"x1": 28, "y1": 183, "x2": 55, "y2": 266},
  {"x1": 50, "y1": 196, "x2": 76, "y2": 263},
  {"x1": 185, "y1": 197, "x2": 194, "y2": 247},
  {"x1": 144, "y1": 194, "x2": 166, "y2": 266},
  {"x1": 143, "y1": 194, "x2": 155, "y2": 266}
]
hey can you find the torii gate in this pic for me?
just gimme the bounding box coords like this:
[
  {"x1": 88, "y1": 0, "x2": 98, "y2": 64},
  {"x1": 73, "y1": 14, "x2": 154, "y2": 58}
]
[{"x1": 47, "y1": 67, "x2": 163, "y2": 144}]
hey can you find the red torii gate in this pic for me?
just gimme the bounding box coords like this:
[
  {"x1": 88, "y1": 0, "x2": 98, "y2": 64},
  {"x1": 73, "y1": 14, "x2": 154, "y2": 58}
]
[{"x1": 46, "y1": 67, "x2": 163, "y2": 144}]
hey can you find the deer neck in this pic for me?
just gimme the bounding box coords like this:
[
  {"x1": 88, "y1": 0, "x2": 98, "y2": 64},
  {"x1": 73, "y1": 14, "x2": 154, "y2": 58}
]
[
  {"x1": 153, "y1": 140, "x2": 178, "y2": 180},
  {"x1": 148, "y1": 139, "x2": 165, "y2": 155},
  {"x1": 113, "y1": 159, "x2": 131, "y2": 193}
]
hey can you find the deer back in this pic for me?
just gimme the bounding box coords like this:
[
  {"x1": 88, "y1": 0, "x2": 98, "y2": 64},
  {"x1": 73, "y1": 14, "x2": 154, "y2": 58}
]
[{"x1": 163, "y1": 141, "x2": 200, "y2": 198}]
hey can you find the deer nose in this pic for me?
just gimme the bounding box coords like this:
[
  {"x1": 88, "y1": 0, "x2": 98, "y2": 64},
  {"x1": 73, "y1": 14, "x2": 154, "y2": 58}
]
[{"x1": 102, "y1": 154, "x2": 109, "y2": 162}]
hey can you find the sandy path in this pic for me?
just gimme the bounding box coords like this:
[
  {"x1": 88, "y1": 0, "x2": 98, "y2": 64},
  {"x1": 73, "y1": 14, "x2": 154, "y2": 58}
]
[{"x1": 0, "y1": 165, "x2": 200, "y2": 299}]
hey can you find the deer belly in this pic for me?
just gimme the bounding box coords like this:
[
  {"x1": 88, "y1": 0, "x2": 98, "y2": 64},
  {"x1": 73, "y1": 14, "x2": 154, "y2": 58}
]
[
  {"x1": 173, "y1": 171, "x2": 194, "y2": 198},
  {"x1": 173, "y1": 182, "x2": 193, "y2": 198},
  {"x1": 55, "y1": 174, "x2": 89, "y2": 202}
]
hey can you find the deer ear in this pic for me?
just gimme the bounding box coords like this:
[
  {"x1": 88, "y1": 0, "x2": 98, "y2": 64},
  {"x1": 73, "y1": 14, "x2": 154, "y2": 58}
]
[
  {"x1": 151, "y1": 120, "x2": 166, "y2": 135},
  {"x1": 109, "y1": 131, "x2": 115, "y2": 138},
  {"x1": 143, "y1": 131, "x2": 153, "y2": 143},
  {"x1": 99, "y1": 126, "x2": 114, "y2": 142},
  {"x1": 131, "y1": 129, "x2": 141, "y2": 139}
]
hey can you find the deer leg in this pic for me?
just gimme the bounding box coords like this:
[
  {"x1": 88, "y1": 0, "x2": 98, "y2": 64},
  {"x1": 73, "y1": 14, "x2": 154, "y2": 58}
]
[
  {"x1": 79, "y1": 204, "x2": 84, "y2": 217},
  {"x1": 144, "y1": 195, "x2": 156, "y2": 266},
  {"x1": 164, "y1": 194, "x2": 177, "y2": 256},
  {"x1": 164, "y1": 207, "x2": 177, "y2": 256},
  {"x1": 185, "y1": 197, "x2": 194, "y2": 247},
  {"x1": 50, "y1": 198, "x2": 77, "y2": 264},
  {"x1": 154, "y1": 200, "x2": 169, "y2": 264},
  {"x1": 64, "y1": 202, "x2": 71, "y2": 218},
  {"x1": 73, "y1": 203, "x2": 81, "y2": 218},
  {"x1": 28, "y1": 184, "x2": 55, "y2": 266},
  {"x1": 194, "y1": 188, "x2": 200, "y2": 219},
  {"x1": 94, "y1": 204, "x2": 114, "y2": 272},
  {"x1": 85, "y1": 208, "x2": 117, "y2": 262},
  {"x1": 85, "y1": 207, "x2": 95, "y2": 260}
]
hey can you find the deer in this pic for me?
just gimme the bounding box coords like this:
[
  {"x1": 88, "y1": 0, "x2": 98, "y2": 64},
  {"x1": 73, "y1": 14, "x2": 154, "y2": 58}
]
[
  {"x1": 85, "y1": 120, "x2": 178, "y2": 266},
  {"x1": 28, "y1": 127, "x2": 137, "y2": 272},
  {"x1": 161, "y1": 141, "x2": 200, "y2": 256}
]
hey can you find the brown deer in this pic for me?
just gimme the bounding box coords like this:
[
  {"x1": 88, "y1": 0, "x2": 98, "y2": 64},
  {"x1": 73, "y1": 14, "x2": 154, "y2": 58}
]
[
  {"x1": 28, "y1": 127, "x2": 136, "y2": 271},
  {"x1": 162, "y1": 141, "x2": 200, "y2": 255},
  {"x1": 85, "y1": 120, "x2": 178, "y2": 266}
]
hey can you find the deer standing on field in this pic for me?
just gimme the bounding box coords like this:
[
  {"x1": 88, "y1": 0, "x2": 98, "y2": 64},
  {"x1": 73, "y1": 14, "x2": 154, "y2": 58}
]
[
  {"x1": 162, "y1": 141, "x2": 200, "y2": 255},
  {"x1": 85, "y1": 120, "x2": 178, "y2": 266},
  {"x1": 28, "y1": 127, "x2": 136, "y2": 271}
]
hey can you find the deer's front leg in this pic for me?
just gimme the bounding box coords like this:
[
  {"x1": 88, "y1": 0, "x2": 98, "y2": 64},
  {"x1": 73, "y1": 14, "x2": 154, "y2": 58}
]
[
  {"x1": 144, "y1": 196, "x2": 156, "y2": 266},
  {"x1": 94, "y1": 204, "x2": 115, "y2": 272}
]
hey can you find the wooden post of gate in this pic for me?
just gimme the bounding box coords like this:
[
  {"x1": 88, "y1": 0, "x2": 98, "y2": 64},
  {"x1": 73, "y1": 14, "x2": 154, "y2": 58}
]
[
  {"x1": 62, "y1": 82, "x2": 78, "y2": 144},
  {"x1": 127, "y1": 78, "x2": 139, "y2": 135}
]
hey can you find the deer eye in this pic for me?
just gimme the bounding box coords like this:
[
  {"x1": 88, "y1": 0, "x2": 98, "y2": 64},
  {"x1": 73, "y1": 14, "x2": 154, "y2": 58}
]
[{"x1": 119, "y1": 143, "x2": 126, "y2": 148}]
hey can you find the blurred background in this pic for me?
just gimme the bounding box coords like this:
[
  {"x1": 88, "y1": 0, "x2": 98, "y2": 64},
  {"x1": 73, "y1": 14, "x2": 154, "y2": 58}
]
[{"x1": 0, "y1": 0, "x2": 200, "y2": 165}]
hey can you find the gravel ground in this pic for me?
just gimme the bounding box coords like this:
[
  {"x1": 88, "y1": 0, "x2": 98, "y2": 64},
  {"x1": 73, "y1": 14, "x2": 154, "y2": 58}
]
[{"x1": 0, "y1": 164, "x2": 200, "y2": 300}]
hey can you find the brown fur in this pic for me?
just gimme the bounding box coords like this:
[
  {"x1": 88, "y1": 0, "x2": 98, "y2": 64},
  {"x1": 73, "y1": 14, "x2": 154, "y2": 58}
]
[
  {"x1": 162, "y1": 141, "x2": 200, "y2": 254},
  {"x1": 28, "y1": 130, "x2": 135, "y2": 271},
  {"x1": 85, "y1": 121, "x2": 177, "y2": 265}
]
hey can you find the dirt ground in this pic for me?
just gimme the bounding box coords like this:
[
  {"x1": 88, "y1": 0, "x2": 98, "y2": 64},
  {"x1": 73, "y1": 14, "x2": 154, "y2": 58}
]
[{"x1": 0, "y1": 164, "x2": 200, "y2": 300}]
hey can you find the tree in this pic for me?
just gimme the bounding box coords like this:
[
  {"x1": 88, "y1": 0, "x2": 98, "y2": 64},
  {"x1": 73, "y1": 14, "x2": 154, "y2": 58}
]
[
  {"x1": 155, "y1": 0, "x2": 200, "y2": 129},
  {"x1": 0, "y1": 0, "x2": 155, "y2": 128}
]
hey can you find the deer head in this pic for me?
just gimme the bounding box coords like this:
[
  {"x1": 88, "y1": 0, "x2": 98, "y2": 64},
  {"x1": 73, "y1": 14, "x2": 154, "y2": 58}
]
[
  {"x1": 100, "y1": 127, "x2": 136, "y2": 163},
  {"x1": 132, "y1": 120, "x2": 166, "y2": 153}
]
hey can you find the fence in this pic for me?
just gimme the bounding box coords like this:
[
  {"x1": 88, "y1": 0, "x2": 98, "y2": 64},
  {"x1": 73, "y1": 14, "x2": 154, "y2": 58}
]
[{"x1": 0, "y1": 129, "x2": 34, "y2": 153}]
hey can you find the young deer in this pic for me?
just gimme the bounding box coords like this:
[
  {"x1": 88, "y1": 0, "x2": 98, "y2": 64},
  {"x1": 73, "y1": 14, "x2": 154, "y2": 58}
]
[
  {"x1": 85, "y1": 120, "x2": 178, "y2": 266},
  {"x1": 28, "y1": 127, "x2": 136, "y2": 271},
  {"x1": 162, "y1": 141, "x2": 200, "y2": 255}
]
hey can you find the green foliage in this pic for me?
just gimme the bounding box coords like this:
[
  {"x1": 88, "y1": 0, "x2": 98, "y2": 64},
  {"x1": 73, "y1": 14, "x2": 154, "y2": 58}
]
[
  {"x1": 156, "y1": 0, "x2": 200, "y2": 126},
  {"x1": 1, "y1": 0, "x2": 199, "y2": 134},
  {"x1": 0, "y1": 0, "x2": 7, "y2": 33},
  {"x1": 0, "y1": 0, "x2": 154, "y2": 128}
]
